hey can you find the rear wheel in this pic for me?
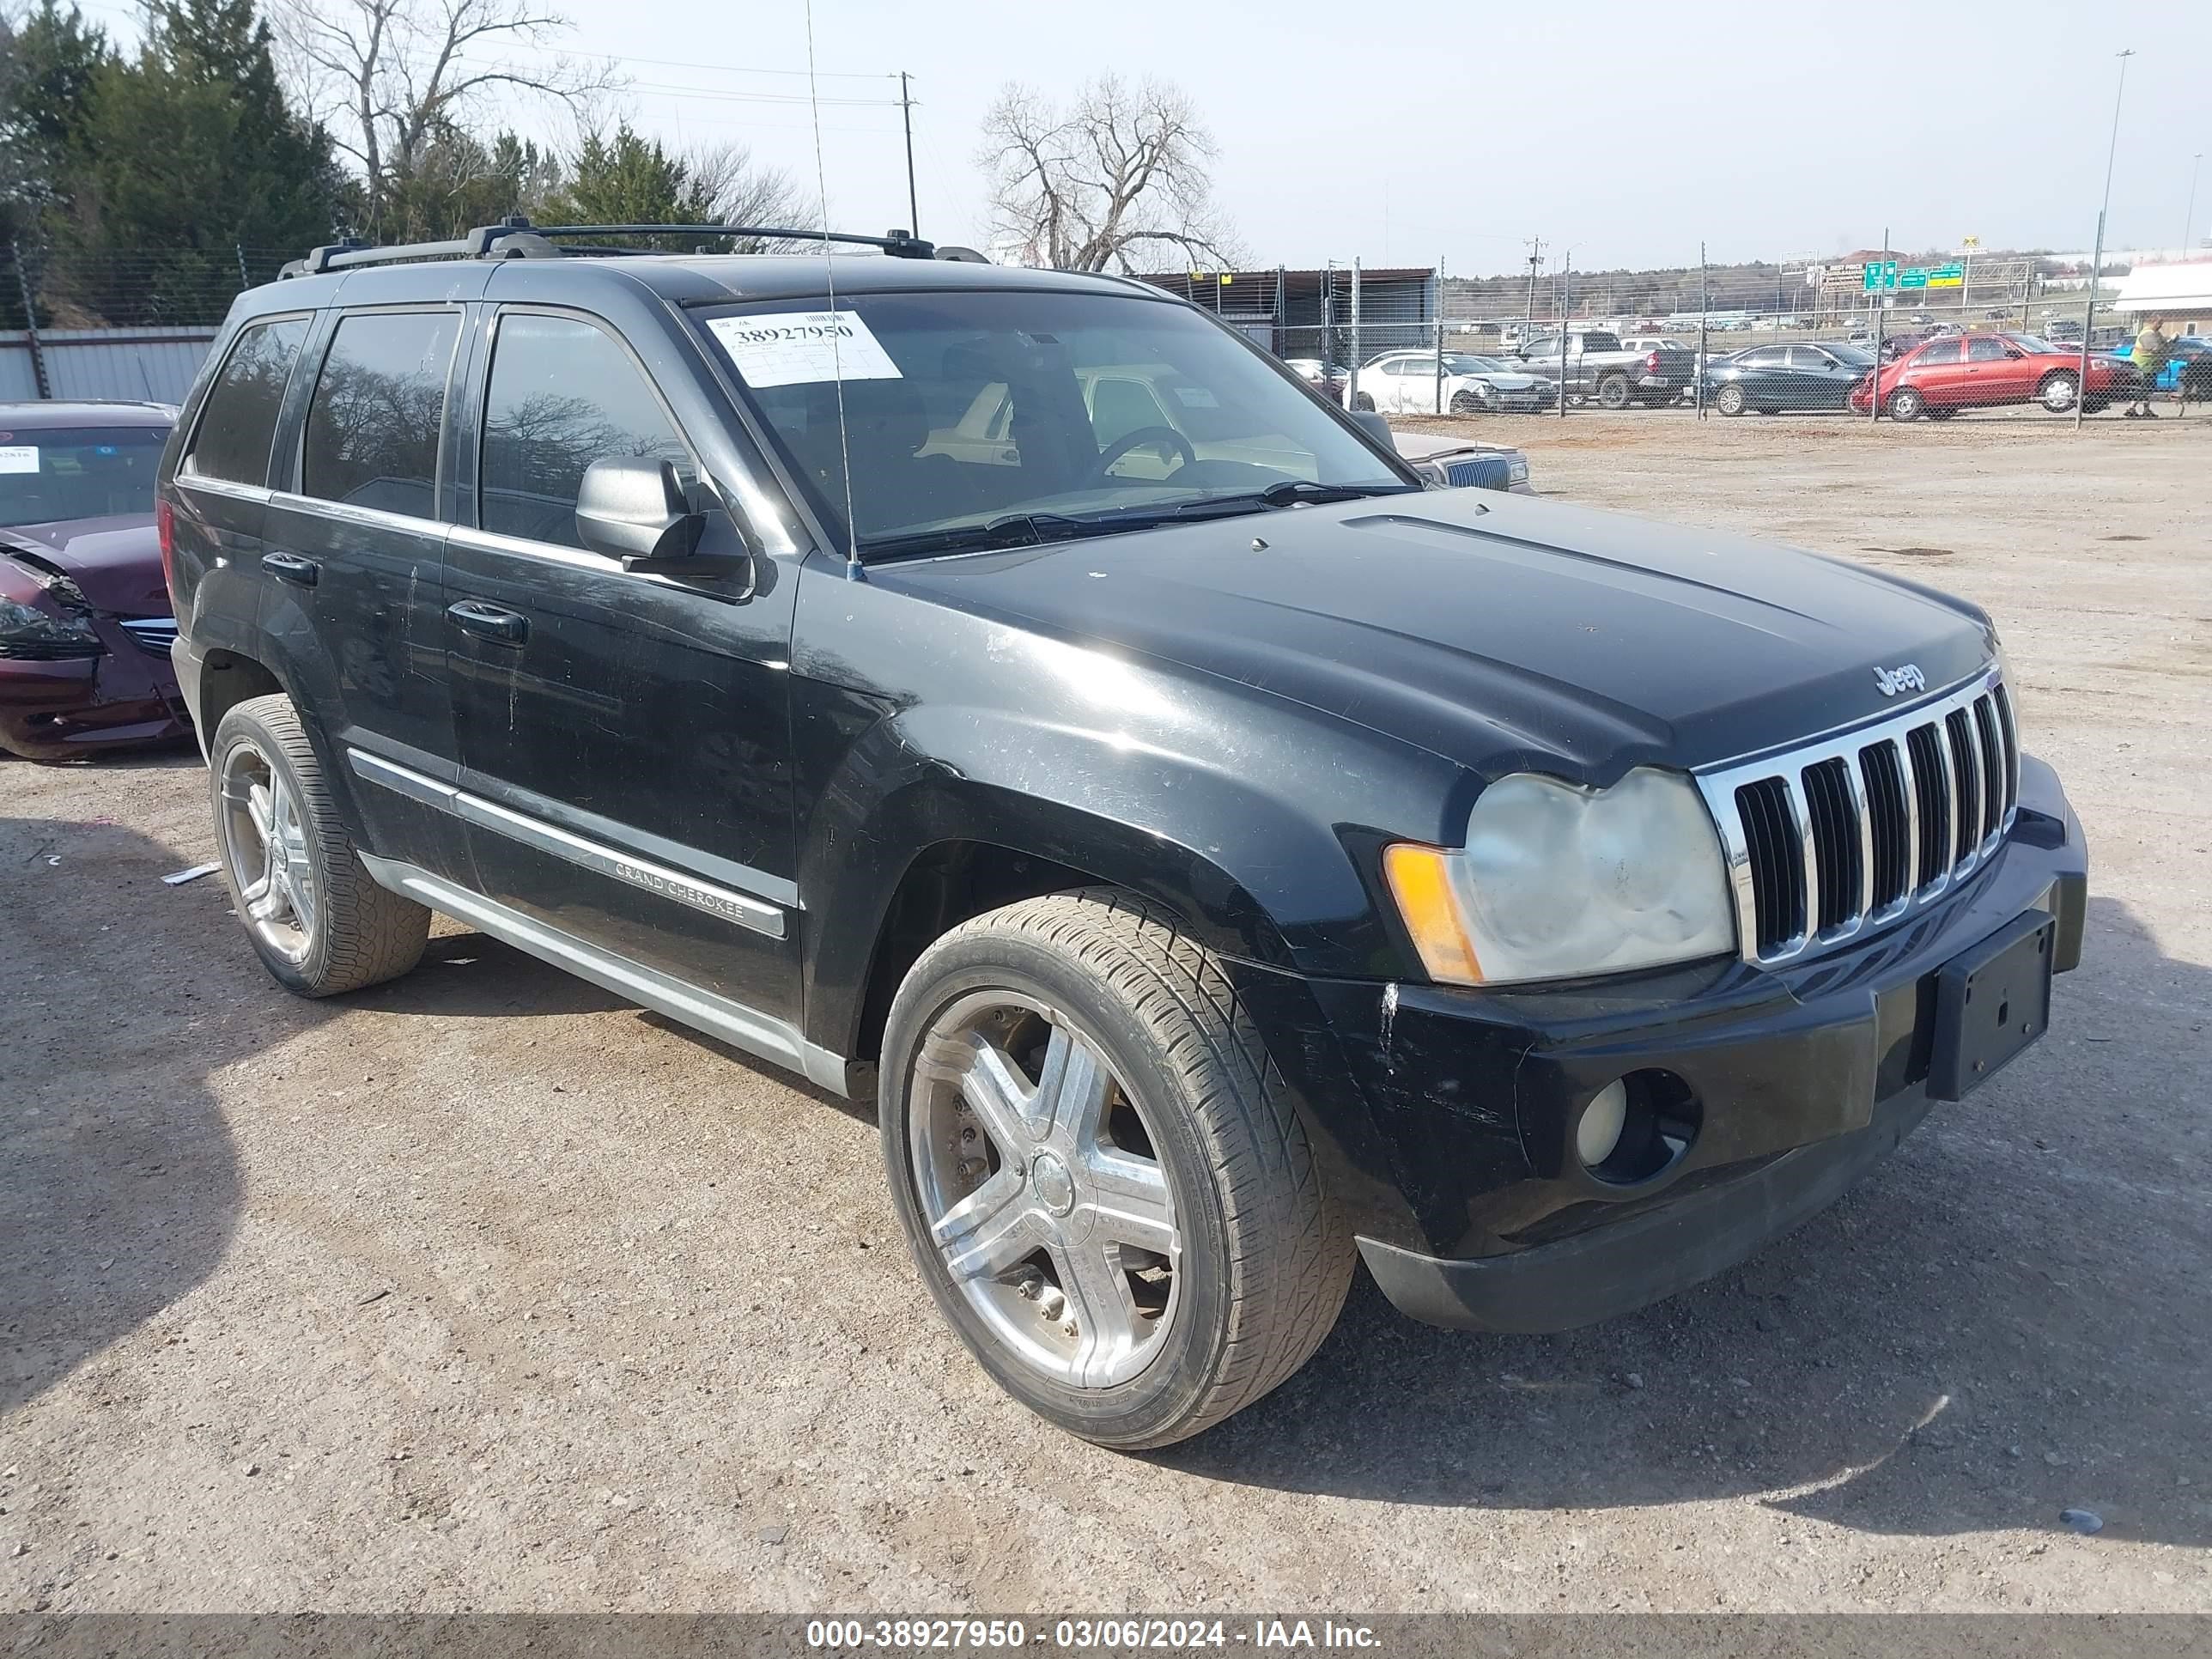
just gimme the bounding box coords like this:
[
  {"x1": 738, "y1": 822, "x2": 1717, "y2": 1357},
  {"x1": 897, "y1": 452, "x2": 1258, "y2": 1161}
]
[
  {"x1": 210, "y1": 693, "x2": 429, "y2": 996},
  {"x1": 878, "y1": 889, "x2": 1353, "y2": 1449},
  {"x1": 1596, "y1": 374, "x2": 1632, "y2": 410},
  {"x1": 1351, "y1": 392, "x2": 1374, "y2": 413},
  {"x1": 1714, "y1": 383, "x2": 1747, "y2": 417},
  {"x1": 1886, "y1": 386, "x2": 1925, "y2": 421},
  {"x1": 2039, "y1": 371, "x2": 2079, "y2": 413}
]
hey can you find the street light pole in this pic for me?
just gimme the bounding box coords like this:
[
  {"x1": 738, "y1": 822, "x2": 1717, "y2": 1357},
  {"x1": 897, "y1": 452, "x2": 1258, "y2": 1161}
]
[{"x1": 2078, "y1": 48, "x2": 2132, "y2": 431}]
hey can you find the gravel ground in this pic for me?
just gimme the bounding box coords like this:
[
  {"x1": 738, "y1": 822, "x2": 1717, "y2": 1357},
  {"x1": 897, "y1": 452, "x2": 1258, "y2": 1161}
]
[{"x1": 3, "y1": 413, "x2": 2208, "y2": 1615}]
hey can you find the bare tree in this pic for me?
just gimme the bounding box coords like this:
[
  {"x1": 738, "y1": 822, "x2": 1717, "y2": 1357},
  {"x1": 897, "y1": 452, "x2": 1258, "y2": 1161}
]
[
  {"x1": 684, "y1": 139, "x2": 815, "y2": 248},
  {"x1": 977, "y1": 75, "x2": 1237, "y2": 273},
  {"x1": 276, "y1": 0, "x2": 614, "y2": 237}
]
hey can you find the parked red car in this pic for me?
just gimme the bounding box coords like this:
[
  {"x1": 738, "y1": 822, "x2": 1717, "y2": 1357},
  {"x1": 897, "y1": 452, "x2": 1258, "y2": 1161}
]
[
  {"x1": 0, "y1": 401, "x2": 190, "y2": 760},
  {"x1": 1849, "y1": 331, "x2": 2142, "y2": 420}
]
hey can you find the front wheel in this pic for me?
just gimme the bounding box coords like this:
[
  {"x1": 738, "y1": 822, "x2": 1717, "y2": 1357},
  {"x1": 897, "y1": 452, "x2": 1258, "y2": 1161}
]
[
  {"x1": 2039, "y1": 371, "x2": 2079, "y2": 413},
  {"x1": 210, "y1": 692, "x2": 429, "y2": 996},
  {"x1": 1449, "y1": 390, "x2": 1486, "y2": 415},
  {"x1": 1886, "y1": 386, "x2": 1925, "y2": 421},
  {"x1": 878, "y1": 890, "x2": 1354, "y2": 1449}
]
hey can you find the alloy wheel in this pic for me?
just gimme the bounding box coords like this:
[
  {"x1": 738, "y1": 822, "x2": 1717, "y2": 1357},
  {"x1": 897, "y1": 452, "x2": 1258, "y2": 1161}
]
[
  {"x1": 908, "y1": 990, "x2": 1181, "y2": 1390},
  {"x1": 217, "y1": 738, "x2": 317, "y2": 963}
]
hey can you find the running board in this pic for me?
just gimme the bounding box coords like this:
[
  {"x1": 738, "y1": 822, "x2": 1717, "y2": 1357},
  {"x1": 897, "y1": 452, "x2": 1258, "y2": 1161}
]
[{"x1": 356, "y1": 854, "x2": 855, "y2": 1098}]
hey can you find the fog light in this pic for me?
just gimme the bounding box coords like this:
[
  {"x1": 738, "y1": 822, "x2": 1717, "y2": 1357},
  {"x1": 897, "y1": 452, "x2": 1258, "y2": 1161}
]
[{"x1": 1576, "y1": 1079, "x2": 1628, "y2": 1168}]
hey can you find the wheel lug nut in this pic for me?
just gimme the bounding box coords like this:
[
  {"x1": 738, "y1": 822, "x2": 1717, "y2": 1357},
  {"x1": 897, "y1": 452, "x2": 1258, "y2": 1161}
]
[
  {"x1": 1014, "y1": 1271, "x2": 1044, "y2": 1301},
  {"x1": 958, "y1": 1127, "x2": 977, "y2": 1146},
  {"x1": 1035, "y1": 1288, "x2": 1066, "y2": 1322},
  {"x1": 1060, "y1": 1320, "x2": 1079, "y2": 1339},
  {"x1": 957, "y1": 1158, "x2": 985, "y2": 1181}
]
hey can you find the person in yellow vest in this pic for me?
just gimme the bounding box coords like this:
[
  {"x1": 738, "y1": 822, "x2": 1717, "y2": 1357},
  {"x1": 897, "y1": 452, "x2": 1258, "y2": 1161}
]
[{"x1": 2126, "y1": 316, "x2": 2171, "y2": 417}]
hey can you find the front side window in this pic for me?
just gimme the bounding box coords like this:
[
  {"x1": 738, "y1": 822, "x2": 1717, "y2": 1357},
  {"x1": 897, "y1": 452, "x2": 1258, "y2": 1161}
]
[
  {"x1": 479, "y1": 313, "x2": 692, "y2": 548},
  {"x1": 188, "y1": 315, "x2": 309, "y2": 487},
  {"x1": 706, "y1": 289, "x2": 1411, "y2": 559},
  {"x1": 301, "y1": 310, "x2": 459, "y2": 519},
  {"x1": 0, "y1": 424, "x2": 170, "y2": 526},
  {"x1": 1966, "y1": 337, "x2": 2010, "y2": 362}
]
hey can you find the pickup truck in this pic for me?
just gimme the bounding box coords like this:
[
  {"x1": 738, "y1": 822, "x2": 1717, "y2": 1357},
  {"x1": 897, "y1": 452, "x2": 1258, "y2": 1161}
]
[{"x1": 1506, "y1": 330, "x2": 1694, "y2": 409}]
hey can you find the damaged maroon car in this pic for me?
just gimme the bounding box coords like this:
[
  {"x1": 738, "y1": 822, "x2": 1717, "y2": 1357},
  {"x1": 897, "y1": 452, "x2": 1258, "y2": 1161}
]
[{"x1": 0, "y1": 401, "x2": 189, "y2": 760}]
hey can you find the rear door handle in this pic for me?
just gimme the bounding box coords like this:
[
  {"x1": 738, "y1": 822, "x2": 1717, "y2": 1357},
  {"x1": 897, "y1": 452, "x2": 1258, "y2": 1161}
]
[
  {"x1": 262, "y1": 550, "x2": 319, "y2": 586},
  {"x1": 446, "y1": 599, "x2": 529, "y2": 645}
]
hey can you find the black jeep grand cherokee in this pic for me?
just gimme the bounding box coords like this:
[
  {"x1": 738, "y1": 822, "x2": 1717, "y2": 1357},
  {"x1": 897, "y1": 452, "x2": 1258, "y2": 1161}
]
[{"x1": 157, "y1": 222, "x2": 2087, "y2": 1449}]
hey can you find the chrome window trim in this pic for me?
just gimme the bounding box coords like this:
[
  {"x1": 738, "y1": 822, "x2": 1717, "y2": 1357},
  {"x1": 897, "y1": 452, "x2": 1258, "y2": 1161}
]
[
  {"x1": 347, "y1": 748, "x2": 787, "y2": 939},
  {"x1": 173, "y1": 471, "x2": 274, "y2": 504},
  {"x1": 1695, "y1": 663, "x2": 2018, "y2": 967},
  {"x1": 269, "y1": 490, "x2": 441, "y2": 538}
]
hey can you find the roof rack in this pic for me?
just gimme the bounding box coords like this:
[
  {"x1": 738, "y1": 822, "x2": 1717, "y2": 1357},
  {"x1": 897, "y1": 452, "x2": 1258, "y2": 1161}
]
[{"x1": 280, "y1": 217, "x2": 938, "y2": 279}]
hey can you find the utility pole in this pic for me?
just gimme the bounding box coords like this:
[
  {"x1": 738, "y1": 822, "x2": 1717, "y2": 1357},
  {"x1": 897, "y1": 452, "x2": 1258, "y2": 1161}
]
[
  {"x1": 1558, "y1": 249, "x2": 1571, "y2": 416},
  {"x1": 1523, "y1": 237, "x2": 1544, "y2": 337},
  {"x1": 2187, "y1": 152, "x2": 2204, "y2": 254},
  {"x1": 1872, "y1": 228, "x2": 1887, "y2": 423},
  {"x1": 2079, "y1": 49, "x2": 2132, "y2": 432},
  {"x1": 898, "y1": 71, "x2": 920, "y2": 236}
]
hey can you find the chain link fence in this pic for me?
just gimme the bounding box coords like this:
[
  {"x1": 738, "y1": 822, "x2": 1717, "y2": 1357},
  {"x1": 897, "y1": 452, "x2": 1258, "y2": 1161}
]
[{"x1": 1153, "y1": 250, "x2": 2204, "y2": 427}]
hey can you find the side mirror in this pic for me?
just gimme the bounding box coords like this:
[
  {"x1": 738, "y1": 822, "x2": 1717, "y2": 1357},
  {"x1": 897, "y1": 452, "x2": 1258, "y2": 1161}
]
[
  {"x1": 576, "y1": 457, "x2": 710, "y2": 572},
  {"x1": 1349, "y1": 409, "x2": 1395, "y2": 448}
]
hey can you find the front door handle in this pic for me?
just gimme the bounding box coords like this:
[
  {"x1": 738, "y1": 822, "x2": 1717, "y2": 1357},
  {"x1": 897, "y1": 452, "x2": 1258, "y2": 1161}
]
[
  {"x1": 446, "y1": 599, "x2": 529, "y2": 645},
  {"x1": 262, "y1": 550, "x2": 319, "y2": 586}
]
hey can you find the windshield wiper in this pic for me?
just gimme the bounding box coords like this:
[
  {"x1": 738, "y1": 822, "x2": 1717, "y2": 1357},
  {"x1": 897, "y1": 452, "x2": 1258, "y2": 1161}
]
[
  {"x1": 1249, "y1": 478, "x2": 1418, "y2": 507},
  {"x1": 862, "y1": 512, "x2": 1108, "y2": 560}
]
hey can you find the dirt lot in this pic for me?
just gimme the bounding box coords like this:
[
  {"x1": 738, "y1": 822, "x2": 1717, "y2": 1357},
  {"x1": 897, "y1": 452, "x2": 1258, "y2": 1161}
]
[{"x1": 4, "y1": 413, "x2": 2209, "y2": 1615}]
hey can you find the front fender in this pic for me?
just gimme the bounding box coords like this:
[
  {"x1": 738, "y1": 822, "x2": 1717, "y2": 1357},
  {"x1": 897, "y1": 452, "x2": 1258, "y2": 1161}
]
[{"x1": 797, "y1": 696, "x2": 1413, "y2": 1047}]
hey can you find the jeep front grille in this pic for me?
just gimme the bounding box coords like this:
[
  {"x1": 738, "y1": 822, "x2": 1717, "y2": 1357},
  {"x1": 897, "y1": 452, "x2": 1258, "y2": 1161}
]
[{"x1": 1696, "y1": 665, "x2": 2019, "y2": 965}]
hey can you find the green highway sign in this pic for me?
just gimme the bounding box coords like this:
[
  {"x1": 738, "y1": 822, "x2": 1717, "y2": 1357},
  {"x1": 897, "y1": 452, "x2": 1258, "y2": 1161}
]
[{"x1": 1863, "y1": 260, "x2": 1899, "y2": 290}]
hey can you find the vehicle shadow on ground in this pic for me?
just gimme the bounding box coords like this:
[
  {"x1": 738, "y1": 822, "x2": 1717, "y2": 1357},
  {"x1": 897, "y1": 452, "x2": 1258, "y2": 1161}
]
[
  {"x1": 2, "y1": 811, "x2": 284, "y2": 1416},
  {"x1": 1164, "y1": 894, "x2": 2211, "y2": 1549}
]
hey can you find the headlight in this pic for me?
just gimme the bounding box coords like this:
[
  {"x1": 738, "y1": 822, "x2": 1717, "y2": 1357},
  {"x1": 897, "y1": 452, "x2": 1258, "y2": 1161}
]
[
  {"x1": 1468, "y1": 380, "x2": 1496, "y2": 399},
  {"x1": 1384, "y1": 768, "x2": 1736, "y2": 985},
  {"x1": 1506, "y1": 457, "x2": 1530, "y2": 483},
  {"x1": 0, "y1": 595, "x2": 101, "y2": 648}
]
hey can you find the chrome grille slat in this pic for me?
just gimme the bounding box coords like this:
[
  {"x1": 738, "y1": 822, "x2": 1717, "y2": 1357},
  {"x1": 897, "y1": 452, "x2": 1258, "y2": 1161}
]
[{"x1": 1696, "y1": 665, "x2": 2020, "y2": 967}]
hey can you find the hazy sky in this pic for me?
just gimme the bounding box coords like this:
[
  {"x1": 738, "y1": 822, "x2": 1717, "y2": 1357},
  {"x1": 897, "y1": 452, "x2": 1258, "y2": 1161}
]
[{"x1": 82, "y1": 0, "x2": 2212, "y2": 272}]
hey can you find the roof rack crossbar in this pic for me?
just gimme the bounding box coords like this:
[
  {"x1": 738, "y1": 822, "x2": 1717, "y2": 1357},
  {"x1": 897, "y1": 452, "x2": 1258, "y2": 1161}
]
[
  {"x1": 277, "y1": 219, "x2": 935, "y2": 278},
  {"x1": 526, "y1": 224, "x2": 935, "y2": 258}
]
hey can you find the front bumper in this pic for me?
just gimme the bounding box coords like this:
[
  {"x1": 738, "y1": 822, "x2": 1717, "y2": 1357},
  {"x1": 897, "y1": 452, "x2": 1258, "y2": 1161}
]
[
  {"x1": 0, "y1": 617, "x2": 188, "y2": 754},
  {"x1": 1304, "y1": 754, "x2": 2087, "y2": 1333}
]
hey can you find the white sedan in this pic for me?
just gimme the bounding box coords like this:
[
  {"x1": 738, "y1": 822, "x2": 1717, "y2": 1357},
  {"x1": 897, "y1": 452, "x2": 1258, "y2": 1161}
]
[{"x1": 1352, "y1": 350, "x2": 1551, "y2": 414}]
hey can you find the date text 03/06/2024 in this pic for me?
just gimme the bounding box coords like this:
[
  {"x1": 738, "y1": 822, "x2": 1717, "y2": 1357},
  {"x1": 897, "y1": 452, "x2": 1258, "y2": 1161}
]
[{"x1": 803, "y1": 1619, "x2": 1382, "y2": 1650}]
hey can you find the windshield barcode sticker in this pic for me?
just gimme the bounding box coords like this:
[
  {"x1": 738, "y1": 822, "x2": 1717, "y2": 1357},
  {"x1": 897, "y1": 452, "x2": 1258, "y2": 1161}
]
[
  {"x1": 706, "y1": 311, "x2": 902, "y2": 388},
  {"x1": 0, "y1": 446, "x2": 38, "y2": 474}
]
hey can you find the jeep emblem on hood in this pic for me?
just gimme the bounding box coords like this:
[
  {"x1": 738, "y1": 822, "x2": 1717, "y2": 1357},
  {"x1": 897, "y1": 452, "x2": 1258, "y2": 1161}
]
[{"x1": 1873, "y1": 663, "x2": 1927, "y2": 697}]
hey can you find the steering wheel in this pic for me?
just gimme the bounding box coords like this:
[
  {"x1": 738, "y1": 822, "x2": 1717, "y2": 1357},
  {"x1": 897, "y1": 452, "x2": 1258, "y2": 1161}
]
[{"x1": 1086, "y1": 424, "x2": 1197, "y2": 483}]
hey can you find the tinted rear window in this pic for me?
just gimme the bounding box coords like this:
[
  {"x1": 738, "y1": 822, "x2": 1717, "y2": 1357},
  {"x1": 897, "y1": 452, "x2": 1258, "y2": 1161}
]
[
  {"x1": 189, "y1": 316, "x2": 309, "y2": 487},
  {"x1": 0, "y1": 424, "x2": 170, "y2": 526},
  {"x1": 301, "y1": 310, "x2": 460, "y2": 518}
]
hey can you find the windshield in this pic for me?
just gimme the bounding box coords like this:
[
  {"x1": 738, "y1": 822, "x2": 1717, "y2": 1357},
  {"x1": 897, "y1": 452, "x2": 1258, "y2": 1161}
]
[
  {"x1": 1826, "y1": 344, "x2": 1875, "y2": 366},
  {"x1": 0, "y1": 424, "x2": 169, "y2": 526},
  {"x1": 704, "y1": 290, "x2": 1413, "y2": 559},
  {"x1": 1442, "y1": 354, "x2": 1510, "y2": 374}
]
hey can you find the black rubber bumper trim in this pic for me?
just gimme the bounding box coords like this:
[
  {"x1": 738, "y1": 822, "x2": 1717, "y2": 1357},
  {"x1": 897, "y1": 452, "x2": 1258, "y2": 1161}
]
[{"x1": 1356, "y1": 1085, "x2": 1936, "y2": 1334}]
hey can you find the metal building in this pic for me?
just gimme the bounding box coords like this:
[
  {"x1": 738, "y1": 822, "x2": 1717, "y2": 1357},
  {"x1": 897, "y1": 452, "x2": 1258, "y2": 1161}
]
[{"x1": 1129, "y1": 267, "x2": 1438, "y2": 366}]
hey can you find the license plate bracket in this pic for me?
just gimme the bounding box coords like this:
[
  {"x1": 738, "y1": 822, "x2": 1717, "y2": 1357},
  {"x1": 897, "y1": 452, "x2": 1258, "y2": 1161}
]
[{"x1": 1928, "y1": 912, "x2": 2056, "y2": 1101}]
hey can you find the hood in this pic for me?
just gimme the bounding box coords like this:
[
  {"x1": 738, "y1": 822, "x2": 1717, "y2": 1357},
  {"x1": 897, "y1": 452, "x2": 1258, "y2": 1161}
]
[
  {"x1": 872, "y1": 490, "x2": 1993, "y2": 781},
  {"x1": 0, "y1": 514, "x2": 167, "y2": 616}
]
